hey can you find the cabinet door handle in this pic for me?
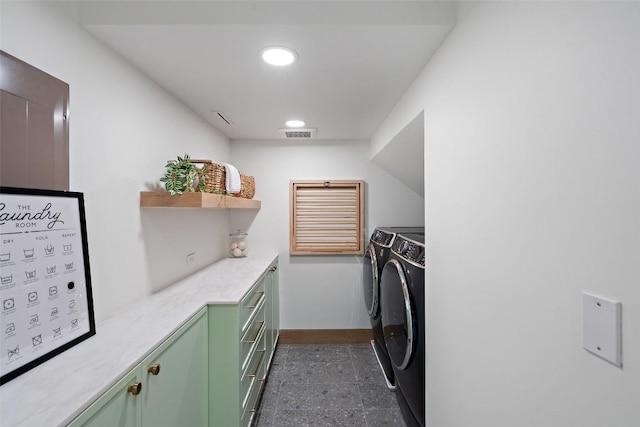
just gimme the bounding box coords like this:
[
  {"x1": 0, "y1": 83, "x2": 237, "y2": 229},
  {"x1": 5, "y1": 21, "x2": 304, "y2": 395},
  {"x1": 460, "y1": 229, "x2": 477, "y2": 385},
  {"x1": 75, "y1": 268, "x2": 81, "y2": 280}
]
[
  {"x1": 127, "y1": 382, "x2": 142, "y2": 396},
  {"x1": 147, "y1": 363, "x2": 161, "y2": 376}
]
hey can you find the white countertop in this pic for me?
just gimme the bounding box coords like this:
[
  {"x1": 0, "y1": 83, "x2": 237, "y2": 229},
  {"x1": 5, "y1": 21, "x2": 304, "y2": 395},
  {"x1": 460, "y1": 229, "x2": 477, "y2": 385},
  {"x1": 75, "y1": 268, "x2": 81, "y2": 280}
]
[{"x1": 0, "y1": 252, "x2": 278, "y2": 427}]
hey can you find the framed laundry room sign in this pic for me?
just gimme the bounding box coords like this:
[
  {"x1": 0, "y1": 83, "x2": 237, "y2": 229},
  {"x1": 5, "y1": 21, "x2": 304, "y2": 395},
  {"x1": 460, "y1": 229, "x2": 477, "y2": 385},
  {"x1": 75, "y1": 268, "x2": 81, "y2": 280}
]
[{"x1": 0, "y1": 187, "x2": 95, "y2": 385}]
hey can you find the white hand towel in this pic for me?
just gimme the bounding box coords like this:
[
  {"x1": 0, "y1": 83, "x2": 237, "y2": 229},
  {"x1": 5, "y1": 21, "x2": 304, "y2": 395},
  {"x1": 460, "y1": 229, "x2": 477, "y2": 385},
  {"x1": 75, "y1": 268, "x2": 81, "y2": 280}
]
[{"x1": 223, "y1": 163, "x2": 241, "y2": 194}]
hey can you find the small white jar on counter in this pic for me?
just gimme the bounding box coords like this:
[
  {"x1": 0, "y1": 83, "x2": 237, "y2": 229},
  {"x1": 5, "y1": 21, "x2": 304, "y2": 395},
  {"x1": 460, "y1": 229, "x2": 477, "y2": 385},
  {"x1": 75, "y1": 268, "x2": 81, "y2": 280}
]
[{"x1": 228, "y1": 230, "x2": 248, "y2": 258}]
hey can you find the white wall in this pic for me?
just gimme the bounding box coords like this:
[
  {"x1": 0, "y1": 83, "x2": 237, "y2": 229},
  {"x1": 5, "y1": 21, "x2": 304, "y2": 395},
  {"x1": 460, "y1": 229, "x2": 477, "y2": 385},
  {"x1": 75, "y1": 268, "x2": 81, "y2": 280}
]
[
  {"x1": 231, "y1": 139, "x2": 424, "y2": 329},
  {"x1": 373, "y1": 1, "x2": 640, "y2": 426},
  {"x1": 1, "y1": 1, "x2": 232, "y2": 321},
  {"x1": 372, "y1": 110, "x2": 425, "y2": 195}
]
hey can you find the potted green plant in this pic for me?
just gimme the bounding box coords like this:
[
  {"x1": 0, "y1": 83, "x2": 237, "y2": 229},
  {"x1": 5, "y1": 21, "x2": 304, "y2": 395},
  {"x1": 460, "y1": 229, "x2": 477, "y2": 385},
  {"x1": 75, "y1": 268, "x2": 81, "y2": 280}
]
[{"x1": 160, "y1": 153, "x2": 208, "y2": 195}]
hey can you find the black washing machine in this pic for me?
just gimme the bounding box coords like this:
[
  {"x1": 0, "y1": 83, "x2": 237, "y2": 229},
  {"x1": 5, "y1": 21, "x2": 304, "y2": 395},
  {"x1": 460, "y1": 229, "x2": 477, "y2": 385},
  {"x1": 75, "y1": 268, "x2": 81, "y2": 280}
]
[
  {"x1": 363, "y1": 227, "x2": 423, "y2": 389},
  {"x1": 380, "y1": 232, "x2": 425, "y2": 427}
]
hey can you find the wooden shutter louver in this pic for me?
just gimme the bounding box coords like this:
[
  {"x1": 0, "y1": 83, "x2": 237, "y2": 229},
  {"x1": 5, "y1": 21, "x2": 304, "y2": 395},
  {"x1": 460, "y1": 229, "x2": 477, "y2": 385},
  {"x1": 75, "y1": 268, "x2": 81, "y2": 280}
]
[{"x1": 290, "y1": 180, "x2": 365, "y2": 255}]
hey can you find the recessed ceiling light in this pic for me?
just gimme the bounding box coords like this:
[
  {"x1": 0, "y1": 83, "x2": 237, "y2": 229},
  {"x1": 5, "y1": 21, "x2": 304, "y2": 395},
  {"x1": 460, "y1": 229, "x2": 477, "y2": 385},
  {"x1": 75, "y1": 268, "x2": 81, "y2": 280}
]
[
  {"x1": 261, "y1": 47, "x2": 297, "y2": 66},
  {"x1": 285, "y1": 120, "x2": 306, "y2": 128}
]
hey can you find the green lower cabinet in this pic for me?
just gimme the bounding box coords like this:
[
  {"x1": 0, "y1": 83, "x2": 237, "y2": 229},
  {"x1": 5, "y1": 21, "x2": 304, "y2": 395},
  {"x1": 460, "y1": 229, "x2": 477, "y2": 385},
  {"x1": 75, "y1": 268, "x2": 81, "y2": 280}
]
[
  {"x1": 265, "y1": 261, "x2": 280, "y2": 366},
  {"x1": 68, "y1": 259, "x2": 280, "y2": 427},
  {"x1": 69, "y1": 368, "x2": 142, "y2": 427},
  {"x1": 68, "y1": 309, "x2": 208, "y2": 427},
  {"x1": 208, "y1": 290, "x2": 264, "y2": 427},
  {"x1": 142, "y1": 308, "x2": 208, "y2": 427},
  {"x1": 209, "y1": 260, "x2": 279, "y2": 427}
]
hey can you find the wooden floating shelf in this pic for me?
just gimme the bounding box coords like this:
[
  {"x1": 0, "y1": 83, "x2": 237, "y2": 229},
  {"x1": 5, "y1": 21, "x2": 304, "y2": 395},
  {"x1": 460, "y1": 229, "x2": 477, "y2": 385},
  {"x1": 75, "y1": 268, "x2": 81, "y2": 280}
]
[{"x1": 140, "y1": 191, "x2": 261, "y2": 209}]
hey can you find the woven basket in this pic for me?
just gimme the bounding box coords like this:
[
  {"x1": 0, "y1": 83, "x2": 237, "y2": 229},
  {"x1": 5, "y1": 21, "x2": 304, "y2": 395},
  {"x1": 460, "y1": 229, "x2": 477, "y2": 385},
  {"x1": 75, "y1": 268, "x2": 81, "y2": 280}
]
[
  {"x1": 233, "y1": 174, "x2": 255, "y2": 199},
  {"x1": 190, "y1": 159, "x2": 226, "y2": 194}
]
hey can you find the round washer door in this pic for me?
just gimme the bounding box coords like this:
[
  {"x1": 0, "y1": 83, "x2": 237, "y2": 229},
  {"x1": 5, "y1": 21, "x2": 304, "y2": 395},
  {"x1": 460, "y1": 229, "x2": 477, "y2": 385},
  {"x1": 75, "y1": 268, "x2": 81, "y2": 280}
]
[
  {"x1": 380, "y1": 258, "x2": 415, "y2": 370},
  {"x1": 363, "y1": 244, "x2": 379, "y2": 317}
]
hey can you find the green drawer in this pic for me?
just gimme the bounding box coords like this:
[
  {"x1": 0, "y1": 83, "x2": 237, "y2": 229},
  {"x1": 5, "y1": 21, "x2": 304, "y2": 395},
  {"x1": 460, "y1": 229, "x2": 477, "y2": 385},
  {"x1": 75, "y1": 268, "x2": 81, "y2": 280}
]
[
  {"x1": 241, "y1": 360, "x2": 266, "y2": 427},
  {"x1": 240, "y1": 330, "x2": 266, "y2": 407},
  {"x1": 240, "y1": 303, "x2": 265, "y2": 372},
  {"x1": 240, "y1": 279, "x2": 265, "y2": 333},
  {"x1": 240, "y1": 402, "x2": 255, "y2": 427}
]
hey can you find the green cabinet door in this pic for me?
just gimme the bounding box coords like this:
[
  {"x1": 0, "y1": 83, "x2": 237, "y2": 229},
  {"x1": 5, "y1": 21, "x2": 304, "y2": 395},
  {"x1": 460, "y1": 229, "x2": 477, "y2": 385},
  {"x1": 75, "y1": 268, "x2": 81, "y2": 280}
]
[
  {"x1": 68, "y1": 309, "x2": 208, "y2": 427},
  {"x1": 142, "y1": 309, "x2": 208, "y2": 427},
  {"x1": 67, "y1": 369, "x2": 142, "y2": 427}
]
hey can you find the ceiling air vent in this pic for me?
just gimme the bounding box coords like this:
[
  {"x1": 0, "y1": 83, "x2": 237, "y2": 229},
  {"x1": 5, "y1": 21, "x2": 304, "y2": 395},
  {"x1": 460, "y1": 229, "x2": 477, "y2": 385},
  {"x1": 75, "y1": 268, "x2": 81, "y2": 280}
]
[
  {"x1": 211, "y1": 110, "x2": 233, "y2": 125},
  {"x1": 279, "y1": 128, "x2": 317, "y2": 139}
]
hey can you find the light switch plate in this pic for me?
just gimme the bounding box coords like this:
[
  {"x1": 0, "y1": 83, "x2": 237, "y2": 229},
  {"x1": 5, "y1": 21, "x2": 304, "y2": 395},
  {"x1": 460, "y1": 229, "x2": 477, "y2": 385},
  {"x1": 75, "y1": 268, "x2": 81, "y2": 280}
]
[{"x1": 582, "y1": 292, "x2": 622, "y2": 367}]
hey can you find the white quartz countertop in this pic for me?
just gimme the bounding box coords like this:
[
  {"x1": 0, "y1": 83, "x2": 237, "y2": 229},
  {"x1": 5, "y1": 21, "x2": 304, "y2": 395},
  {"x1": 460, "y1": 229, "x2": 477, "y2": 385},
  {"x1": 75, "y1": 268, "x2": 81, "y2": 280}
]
[{"x1": 0, "y1": 252, "x2": 279, "y2": 427}]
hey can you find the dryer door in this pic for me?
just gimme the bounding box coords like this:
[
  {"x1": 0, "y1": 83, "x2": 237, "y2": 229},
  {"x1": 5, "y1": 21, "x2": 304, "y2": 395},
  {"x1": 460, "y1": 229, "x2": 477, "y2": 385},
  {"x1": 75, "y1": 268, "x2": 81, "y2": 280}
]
[
  {"x1": 381, "y1": 258, "x2": 415, "y2": 370},
  {"x1": 363, "y1": 243, "x2": 379, "y2": 317}
]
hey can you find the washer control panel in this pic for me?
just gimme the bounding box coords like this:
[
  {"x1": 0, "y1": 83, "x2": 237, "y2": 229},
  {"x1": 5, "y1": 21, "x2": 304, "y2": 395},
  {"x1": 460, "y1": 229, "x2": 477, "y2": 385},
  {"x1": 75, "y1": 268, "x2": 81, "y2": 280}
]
[
  {"x1": 392, "y1": 235, "x2": 425, "y2": 268},
  {"x1": 371, "y1": 229, "x2": 395, "y2": 247}
]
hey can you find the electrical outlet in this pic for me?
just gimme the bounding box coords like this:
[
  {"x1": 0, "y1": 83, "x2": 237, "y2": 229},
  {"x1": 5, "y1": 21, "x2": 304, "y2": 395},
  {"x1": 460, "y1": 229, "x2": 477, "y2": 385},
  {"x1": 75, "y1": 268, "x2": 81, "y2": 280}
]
[{"x1": 186, "y1": 253, "x2": 196, "y2": 265}]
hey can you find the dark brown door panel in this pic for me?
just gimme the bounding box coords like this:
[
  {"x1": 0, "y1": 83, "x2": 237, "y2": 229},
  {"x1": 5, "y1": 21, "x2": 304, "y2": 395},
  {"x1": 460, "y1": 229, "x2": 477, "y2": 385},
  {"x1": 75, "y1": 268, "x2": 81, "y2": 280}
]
[{"x1": 1, "y1": 50, "x2": 69, "y2": 190}]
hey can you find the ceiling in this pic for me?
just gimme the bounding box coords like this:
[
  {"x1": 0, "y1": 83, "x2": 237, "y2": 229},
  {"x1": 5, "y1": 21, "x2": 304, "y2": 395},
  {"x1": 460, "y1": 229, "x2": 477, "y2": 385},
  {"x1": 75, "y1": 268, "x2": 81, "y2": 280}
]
[{"x1": 78, "y1": 1, "x2": 455, "y2": 141}]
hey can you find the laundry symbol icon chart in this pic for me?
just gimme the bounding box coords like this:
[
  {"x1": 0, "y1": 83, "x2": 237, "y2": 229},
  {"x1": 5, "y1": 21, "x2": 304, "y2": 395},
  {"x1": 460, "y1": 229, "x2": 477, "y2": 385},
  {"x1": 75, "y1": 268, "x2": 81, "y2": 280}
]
[
  {"x1": 1, "y1": 274, "x2": 12, "y2": 284},
  {"x1": 28, "y1": 291, "x2": 38, "y2": 303},
  {"x1": 53, "y1": 327, "x2": 62, "y2": 338},
  {"x1": 23, "y1": 248, "x2": 34, "y2": 258},
  {"x1": 3, "y1": 298, "x2": 15, "y2": 310},
  {"x1": 7, "y1": 345, "x2": 20, "y2": 360},
  {"x1": 0, "y1": 252, "x2": 10, "y2": 262},
  {"x1": 44, "y1": 245, "x2": 54, "y2": 255},
  {"x1": 32, "y1": 334, "x2": 42, "y2": 347},
  {"x1": 25, "y1": 270, "x2": 36, "y2": 279},
  {"x1": 5, "y1": 322, "x2": 15, "y2": 334}
]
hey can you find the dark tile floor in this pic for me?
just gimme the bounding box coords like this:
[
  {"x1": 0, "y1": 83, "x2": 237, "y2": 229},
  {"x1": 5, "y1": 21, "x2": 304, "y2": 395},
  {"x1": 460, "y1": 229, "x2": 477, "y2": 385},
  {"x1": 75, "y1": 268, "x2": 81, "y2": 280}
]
[{"x1": 255, "y1": 344, "x2": 407, "y2": 427}]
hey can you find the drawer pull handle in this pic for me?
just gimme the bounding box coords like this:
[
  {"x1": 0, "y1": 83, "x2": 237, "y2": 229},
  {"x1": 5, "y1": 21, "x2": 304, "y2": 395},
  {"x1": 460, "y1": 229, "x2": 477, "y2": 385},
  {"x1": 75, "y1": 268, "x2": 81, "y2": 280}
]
[
  {"x1": 245, "y1": 291, "x2": 265, "y2": 309},
  {"x1": 244, "y1": 321, "x2": 265, "y2": 343},
  {"x1": 127, "y1": 382, "x2": 142, "y2": 396},
  {"x1": 246, "y1": 349, "x2": 266, "y2": 379},
  {"x1": 147, "y1": 364, "x2": 161, "y2": 376},
  {"x1": 249, "y1": 379, "x2": 266, "y2": 413}
]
